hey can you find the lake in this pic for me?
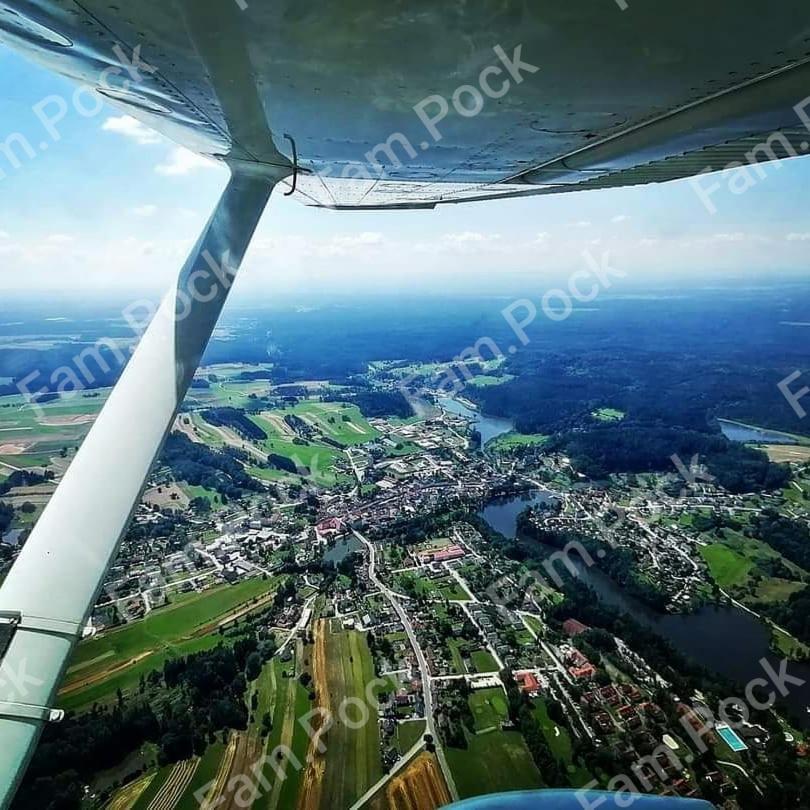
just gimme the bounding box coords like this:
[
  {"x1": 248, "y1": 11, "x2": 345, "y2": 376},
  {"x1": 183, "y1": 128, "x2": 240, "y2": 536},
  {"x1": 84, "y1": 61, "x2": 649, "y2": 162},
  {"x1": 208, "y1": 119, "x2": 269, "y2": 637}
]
[
  {"x1": 718, "y1": 418, "x2": 798, "y2": 445},
  {"x1": 437, "y1": 396, "x2": 515, "y2": 447},
  {"x1": 479, "y1": 491, "x2": 810, "y2": 727}
]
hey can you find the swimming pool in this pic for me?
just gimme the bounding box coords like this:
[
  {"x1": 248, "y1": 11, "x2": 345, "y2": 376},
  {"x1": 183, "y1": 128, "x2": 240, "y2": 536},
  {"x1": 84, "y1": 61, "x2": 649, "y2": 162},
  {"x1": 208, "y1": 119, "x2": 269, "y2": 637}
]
[{"x1": 716, "y1": 723, "x2": 748, "y2": 752}]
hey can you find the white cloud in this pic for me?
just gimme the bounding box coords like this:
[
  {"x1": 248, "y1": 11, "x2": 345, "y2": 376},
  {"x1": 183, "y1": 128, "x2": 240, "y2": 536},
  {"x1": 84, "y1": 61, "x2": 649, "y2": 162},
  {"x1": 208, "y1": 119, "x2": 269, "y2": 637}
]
[
  {"x1": 611, "y1": 214, "x2": 629, "y2": 223},
  {"x1": 46, "y1": 233, "x2": 75, "y2": 244},
  {"x1": 101, "y1": 115, "x2": 162, "y2": 145},
  {"x1": 712, "y1": 232, "x2": 745, "y2": 242},
  {"x1": 155, "y1": 147, "x2": 215, "y2": 176},
  {"x1": 787, "y1": 232, "x2": 810, "y2": 241},
  {"x1": 0, "y1": 231, "x2": 8, "y2": 239},
  {"x1": 131, "y1": 204, "x2": 157, "y2": 217}
]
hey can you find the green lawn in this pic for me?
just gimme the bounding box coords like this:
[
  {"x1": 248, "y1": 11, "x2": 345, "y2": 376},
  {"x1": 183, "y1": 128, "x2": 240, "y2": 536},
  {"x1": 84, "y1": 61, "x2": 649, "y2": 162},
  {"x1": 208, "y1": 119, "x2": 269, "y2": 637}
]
[
  {"x1": 469, "y1": 687, "x2": 509, "y2": 732},
  {"x1": 446, "y1": 731, "x2": 543, "y2": 798},
  {"x1": 470, "y1": 649, "x2": 499, "y2": 673},
  {"x1": 396, "y1": 720, "x2": 426, "y2": 754},
  {"x1": 532, "y1": 699, "x2": 593, "y2": 788}
]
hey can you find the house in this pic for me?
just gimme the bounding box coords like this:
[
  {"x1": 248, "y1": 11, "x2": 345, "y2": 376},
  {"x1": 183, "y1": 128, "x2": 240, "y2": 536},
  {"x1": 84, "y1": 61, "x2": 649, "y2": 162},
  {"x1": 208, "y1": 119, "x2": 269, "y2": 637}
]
[
  {"x1": 562, "y1": 618, "x2": 589, "y2": 637},
  {"x1": 515, "y1": 671, "x2": 541, "y2": 696},
  {"x1": 316, "y1": 517, "x2": 344, "y2": 537}
]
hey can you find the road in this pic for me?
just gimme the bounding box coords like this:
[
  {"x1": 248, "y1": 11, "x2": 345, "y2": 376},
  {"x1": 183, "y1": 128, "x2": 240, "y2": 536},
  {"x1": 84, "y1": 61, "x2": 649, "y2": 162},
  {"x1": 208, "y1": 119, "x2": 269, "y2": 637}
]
[
  {"x1": 353, "y1": 529, "x2": 459, "y2": 803},
  {"x1": 277, "y1": 593, "x2": 317, "y2": 656}
]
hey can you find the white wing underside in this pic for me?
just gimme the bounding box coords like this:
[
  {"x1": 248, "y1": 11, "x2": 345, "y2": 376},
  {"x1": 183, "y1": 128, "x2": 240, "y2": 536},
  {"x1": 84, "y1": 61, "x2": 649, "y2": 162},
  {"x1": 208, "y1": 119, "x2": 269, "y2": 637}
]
[{"x1": 1, "y1": 0, "x2": 810, "y2": 208}]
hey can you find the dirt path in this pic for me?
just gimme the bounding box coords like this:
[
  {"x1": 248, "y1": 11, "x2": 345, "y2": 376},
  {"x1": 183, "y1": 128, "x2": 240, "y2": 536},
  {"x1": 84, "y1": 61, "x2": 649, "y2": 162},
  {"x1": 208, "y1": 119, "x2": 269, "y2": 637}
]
[
  {"x1": 188, "y1": 590, "x2": 278, "y2": 640},
  {"x1": 203, "y1": 734, "x2": 238, "y2": 808},
  {"x1": 60, "y1": 650, "x2": 155, "y2": 695},
  {"x1": 297, "y1": 621, "x2": 329, "y2": 810}
]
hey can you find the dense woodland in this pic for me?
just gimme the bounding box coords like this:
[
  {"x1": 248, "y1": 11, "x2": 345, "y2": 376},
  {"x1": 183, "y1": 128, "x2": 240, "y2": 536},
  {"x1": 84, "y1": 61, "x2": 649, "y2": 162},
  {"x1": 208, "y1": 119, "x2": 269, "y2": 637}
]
[
  {"x1": 159, "y1": 433, "x2": 264, "y2": 499},
  {"x1": 201, "y1": 407, "x2": 267, "y2": 441}
]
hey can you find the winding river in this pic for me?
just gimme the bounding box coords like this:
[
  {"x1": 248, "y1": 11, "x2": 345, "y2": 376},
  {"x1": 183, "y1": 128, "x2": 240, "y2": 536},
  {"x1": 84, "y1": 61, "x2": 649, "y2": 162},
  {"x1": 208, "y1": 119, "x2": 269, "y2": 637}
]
[{"x1": 479, "y1": 493, "x2": 810, "y2": 728}]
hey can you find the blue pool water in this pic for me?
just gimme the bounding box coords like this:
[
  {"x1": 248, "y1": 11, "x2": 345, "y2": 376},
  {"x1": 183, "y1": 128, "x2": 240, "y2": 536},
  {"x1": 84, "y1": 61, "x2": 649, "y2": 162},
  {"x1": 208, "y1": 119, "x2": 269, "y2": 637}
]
[{"x1": 716, "y1": 724, "x2": 748, "y2": 752}]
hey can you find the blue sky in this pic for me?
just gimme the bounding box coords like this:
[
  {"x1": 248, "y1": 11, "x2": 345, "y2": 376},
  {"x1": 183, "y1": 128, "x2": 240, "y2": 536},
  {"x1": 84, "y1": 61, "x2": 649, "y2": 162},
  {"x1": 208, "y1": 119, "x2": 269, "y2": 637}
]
[{"x1": 1, "y1": 47, "x2": 810, "y2": 301}]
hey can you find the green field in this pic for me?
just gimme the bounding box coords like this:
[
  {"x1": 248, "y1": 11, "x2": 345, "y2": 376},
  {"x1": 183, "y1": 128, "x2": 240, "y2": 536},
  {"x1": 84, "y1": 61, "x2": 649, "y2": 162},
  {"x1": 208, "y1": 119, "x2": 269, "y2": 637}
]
[
  {"x1": 247, "y1": 412, "x2": 349, "y2": 487},
  {"x1": 446, "y1": 730, "x2": 543, "y2": 798},
  {"x1": 283, "y1": 401, "x2": 378, "y2": 446},
  {"x1": 591, "y1": 407, "x2": 625, "y2": 422},
  {"x1": 318, "y1": 629, "x2": 382, "y2": 807},
  {"x1": 699, "y1": 543, "x2": 752, "y2": 589},
  {"x1": 61, "y1": 578, "x2": 278, "y2": 709},
  {"x1": 469, "y1": 687, "x2": 509, "y2": 732},
  {"x1": 468, "y1": 374, "x2": 514, "y2": 387},
  {"x1": 532, "y1": 699, "x2": 593, "y2": 787},
  {"x1": 470, "y1": 649, "x2": 499, "y2": 673},
  {"x1": 699, "y1": 531, "x2": 807, "y2": 605},
  {"x1": 488, "y1": 432, "x2": 549, "y2": 452}
]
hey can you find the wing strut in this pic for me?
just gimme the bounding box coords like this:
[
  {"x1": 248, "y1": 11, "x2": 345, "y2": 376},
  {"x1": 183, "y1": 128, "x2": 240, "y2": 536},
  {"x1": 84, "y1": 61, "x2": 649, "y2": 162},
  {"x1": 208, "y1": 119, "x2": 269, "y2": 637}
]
[{"x1": 0, "y1": 168, "x2": 283, "y2": 808}]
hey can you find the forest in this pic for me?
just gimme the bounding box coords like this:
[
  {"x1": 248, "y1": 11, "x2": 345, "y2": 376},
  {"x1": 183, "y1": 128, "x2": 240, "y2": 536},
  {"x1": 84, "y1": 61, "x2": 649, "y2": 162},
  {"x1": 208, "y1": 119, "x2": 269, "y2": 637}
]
[{"x1": 159, "y1": 433, "x2": 265, "y2": 499}]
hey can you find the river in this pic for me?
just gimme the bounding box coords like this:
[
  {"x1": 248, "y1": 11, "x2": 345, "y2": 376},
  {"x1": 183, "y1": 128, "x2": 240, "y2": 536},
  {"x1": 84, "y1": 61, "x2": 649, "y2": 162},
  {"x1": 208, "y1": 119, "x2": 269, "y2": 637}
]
[
  {"x1": 437, "y1": 396, "x2": 515, "y2": 446},
  {"x1": 479, "y1": 493, "x2": 810, "y2": 727}
]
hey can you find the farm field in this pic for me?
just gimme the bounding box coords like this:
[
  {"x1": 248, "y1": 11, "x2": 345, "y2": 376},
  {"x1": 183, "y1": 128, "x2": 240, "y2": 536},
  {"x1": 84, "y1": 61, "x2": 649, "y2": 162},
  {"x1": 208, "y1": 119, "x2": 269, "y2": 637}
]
[
  {"x1": 280, "y1": 401, "x2": 379, "y2": 446},
  {"x1": 0, "y1": 390, "x2": 108, "y2": 469},
  {"x1": 366, "y1": 752, "x2": 450, "y2": 810},
  {"x1": 130, "y1": 765, "x2": 173, "y2": 810},
  {"x1": 299, "y1": 623, "x2": 382, "y2": 810},
  {"x1": 445, "y1": 730, "x2": 543, "y2": 799},
  {"x1": 170, "y1": 742, "x2": 226, "y2": 810},
  {"x1": 60, "y1": 578, "x2": 278, "y2": 710}
]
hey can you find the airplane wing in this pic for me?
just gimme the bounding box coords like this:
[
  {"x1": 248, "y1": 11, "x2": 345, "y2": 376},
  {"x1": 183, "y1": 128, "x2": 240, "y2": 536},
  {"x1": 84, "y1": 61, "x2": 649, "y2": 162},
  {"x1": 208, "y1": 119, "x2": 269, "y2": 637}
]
[
  {"x1": 0, "y1": 1, "x2": 809, "y2": 208},
  {"x1": 446, "y1": 792, "x2": 715, "y2": 810},
  {"x1": 0, "y1": 1, "x2": 805, "y2": 805}
]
